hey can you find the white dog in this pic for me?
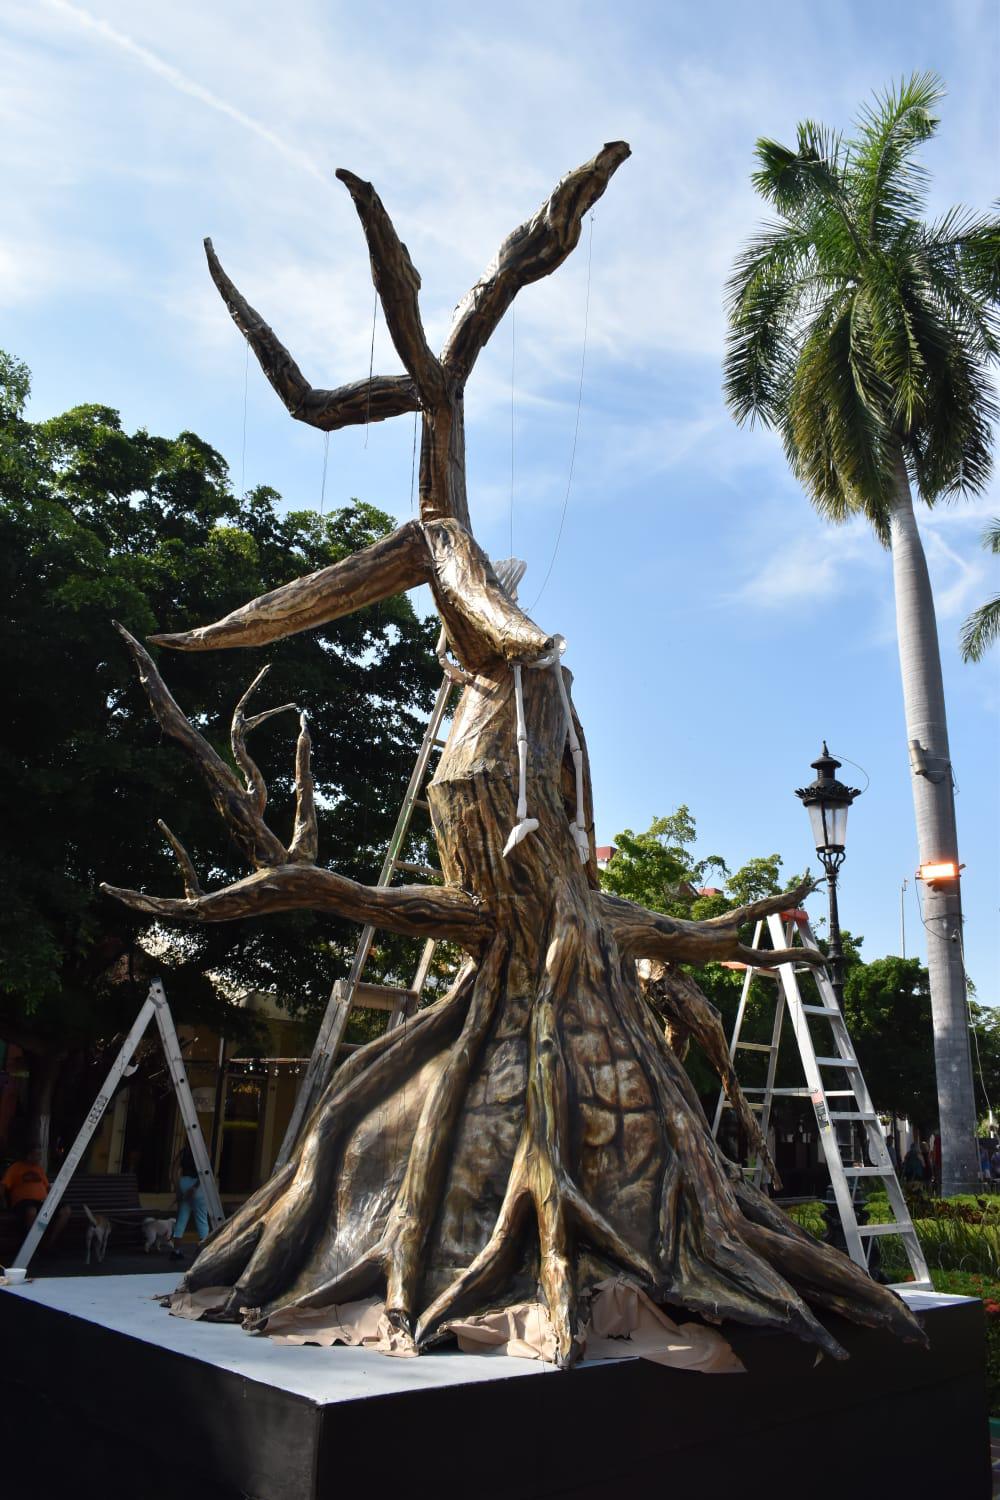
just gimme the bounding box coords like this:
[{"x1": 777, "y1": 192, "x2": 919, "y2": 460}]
[
  {"x1": 83, "y1": 1205, "x2": 112, "y2": 1265},
  {"x1": 141, "y1": 1216, "x2": 176, "y2": 1253}
]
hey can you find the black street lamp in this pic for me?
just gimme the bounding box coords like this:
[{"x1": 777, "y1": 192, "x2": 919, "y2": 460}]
[{"x1": 795, "y1": 744, "x2": 862, "y2": 1012}]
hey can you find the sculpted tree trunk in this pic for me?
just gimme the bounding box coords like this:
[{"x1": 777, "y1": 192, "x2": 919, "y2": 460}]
[{"x1": 103, "y1": 144, "x2": 921, "y2": 1366}]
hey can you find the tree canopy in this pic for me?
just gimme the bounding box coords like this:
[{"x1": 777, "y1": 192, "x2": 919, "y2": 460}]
[{"x1": 0, "y1": 350, "x2": 439, "y2": 1068}]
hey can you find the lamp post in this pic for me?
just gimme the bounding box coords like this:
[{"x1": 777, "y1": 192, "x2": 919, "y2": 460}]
[{"x1": 794, "y1": 744, "x2": 862, "y2": 1012}]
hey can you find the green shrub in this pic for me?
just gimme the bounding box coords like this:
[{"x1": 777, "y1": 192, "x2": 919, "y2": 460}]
[{"x1": 779, "y1": 1200, "x2": 826, "y2": 1238}]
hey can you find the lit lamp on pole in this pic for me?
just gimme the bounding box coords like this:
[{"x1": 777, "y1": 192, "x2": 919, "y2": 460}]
[{"x1": 795, "y1": 744, "x2": 862, "y2": 1011}]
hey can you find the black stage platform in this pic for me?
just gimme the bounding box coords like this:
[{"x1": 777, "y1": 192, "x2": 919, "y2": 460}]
[{"x1": 0, "y1": 1276, "x2": 989, "y2": 1499}]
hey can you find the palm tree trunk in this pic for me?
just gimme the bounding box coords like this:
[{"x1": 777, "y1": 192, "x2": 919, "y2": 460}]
[{"x1": 889, "y1": 456, "x2": 979, "y2": 1195}]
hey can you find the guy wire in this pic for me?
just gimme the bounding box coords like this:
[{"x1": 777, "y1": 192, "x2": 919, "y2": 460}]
[
  {"x1": 410, "y1": 409, "x2": 419, "y2": 512},
  {"x1": 510, "y1": 304, "x2": 516, "y2": 558},
  {"x1": 240, "y1": 338, "x2": 249, "y2": 499},
  {"x1": 364, "y1": 289, "x2": 377, "y2": 446},
  {"x1": 528, "y1": 212, "x2": 595, "y2": 612},
  {"x1": 319, "y1": 431, "x2": 330, "y2": 516}
]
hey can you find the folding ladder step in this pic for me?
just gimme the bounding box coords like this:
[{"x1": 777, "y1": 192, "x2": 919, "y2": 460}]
[
  {"x1": 735, "y1": 1041, "x2": 776, "y2": 1053},
  {"x1": 432, "y1": 738, "x2": 448, "y2": 749},
  {"x1": 801, "y1": 1004, "x2": 842, "y2": 1017},
  {"x1": 413, "y1": 798, "x2": 430, "y2": 811},
  {"x1": 352, "y1": 982, "x2": 419, "y2": 1012},
  {"x1": 393, "y1": 860, "x2": 441, "y2": 879},
  {"x1": 858, "y1": 1223, "x2": 914, "y2": 1237},
  {"x1": 743, "y1": 1087, "x2": 813, "y2": 1097},
  {"x1": 828, "y1": 1111, "x2": 879, "y2": 1122},
  {"x1": 814, "y1": 1056, "x2": 860, "y2": 1068},
  {"x1": 823, "y1": 1090, "x2": 856, "y2": 1097},
  {"x1": 843, "y1": 1167, "x2": 891, "y2": 1178}
]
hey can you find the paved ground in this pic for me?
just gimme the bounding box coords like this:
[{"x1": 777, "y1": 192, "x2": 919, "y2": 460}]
[
  {"x1": 991, "y1": 1423, "x2": 1000, "y2": 1496},
  {"x1": 20, "y1": 1244, "x2": 196, "y2": 1277}
]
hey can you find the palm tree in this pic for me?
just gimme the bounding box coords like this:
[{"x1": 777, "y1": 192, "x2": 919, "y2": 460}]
[
  {"x1": 724, "y1": 74, "x2": 1000, "y2": 1196},
  {"x1": 960, "y1": 520, "x2": 1000, "y2": 661}
]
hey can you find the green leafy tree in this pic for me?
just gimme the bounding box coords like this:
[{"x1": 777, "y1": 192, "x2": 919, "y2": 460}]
[
  {"x1": 846, "y1": 957, "x2": 1000, "y2": 1134},
  {"x1": 598, "y1": 808, "x2": 728, "y2": 916},
  {"x1": 0, "y1": 353, "x2": 439, "y2": 1151},
  {"x1": 724, "y1": 74, "x2": 1000, "y2": 1194},
  {"x1": 600, "y1": 812, "x2": 795, "y2": 1099},
  {"x1": 960, "y1": 519, "x2": 1000, "y2": 662}
]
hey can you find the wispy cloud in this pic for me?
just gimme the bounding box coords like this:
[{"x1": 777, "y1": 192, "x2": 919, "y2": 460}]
[
  {"x1": 41, "y1": 0, "x2": 329, "y2": 184},
  {"x1": 727, "y1": 519, "x2": 874, "y2": 609}
]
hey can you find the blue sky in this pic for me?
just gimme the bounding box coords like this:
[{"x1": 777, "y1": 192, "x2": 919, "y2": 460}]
[{"x1": 3, "y1": 0, "x2": 998, "y2": 998}]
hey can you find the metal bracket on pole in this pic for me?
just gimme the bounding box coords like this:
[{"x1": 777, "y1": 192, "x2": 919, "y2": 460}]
[{"x1": 10, "y1": 979, "x2": 224, "y2": 1271}]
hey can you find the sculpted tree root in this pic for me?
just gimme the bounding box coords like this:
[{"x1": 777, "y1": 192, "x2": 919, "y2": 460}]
[{"x1": 103, "y1": 141, "x2": 925, "y2": 1368}]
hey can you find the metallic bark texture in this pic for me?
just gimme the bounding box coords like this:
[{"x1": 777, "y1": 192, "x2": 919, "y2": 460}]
[{"x1": 103, "y1": 145, "x2": 925, "y2": 1366}]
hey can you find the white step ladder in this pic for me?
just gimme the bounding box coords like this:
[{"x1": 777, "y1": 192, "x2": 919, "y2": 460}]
[
  {"x1": 711, "y1": 909, "x2": 931, "y2": 1291},
  {"x1": 274, "y1": 670, "x2": 455, "y2": 1168},
  {"x1": 11, "y1": 978, "x2": 224, "y2": 1272}
]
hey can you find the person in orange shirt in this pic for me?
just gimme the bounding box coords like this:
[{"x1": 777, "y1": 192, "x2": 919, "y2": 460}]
[{"x1": 0, "y1": 1146, "x2": 71, "y2": 1248}]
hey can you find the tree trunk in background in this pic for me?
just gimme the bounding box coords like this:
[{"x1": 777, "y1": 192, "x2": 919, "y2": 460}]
[
  {"x1": 26, "y1": 1051, "x2": 63, "y2": 1171},
  {"x1": 889, "y1": 458, "x2": 979, "y2": 1195}
]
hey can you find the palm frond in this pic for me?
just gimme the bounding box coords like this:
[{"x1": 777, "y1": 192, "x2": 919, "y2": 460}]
[
  {"x1": 785, "y1": 294, "x2": 894, "y2": 535},
  {"x1": 723, "y1": 221, "x2": 827, "y2": 426},
  {"x1": 960, "y1": 595, "x2": 1000, "y2": 661},
  {"x1": 752, "y1": 122, "x2": 847, "y2": 216},
  {"x1": 917, "y1": 207, "x2": 1000, "y2": 347},
  {"x1": 851, "y1": 73, "x2": 941, "y2": 240},
  {"x1": 984, "y1": 519, "x2": 1000, "y2": 554},
  {"x1": 909, "y1": 324, "x2": 999, "y2": 499}
]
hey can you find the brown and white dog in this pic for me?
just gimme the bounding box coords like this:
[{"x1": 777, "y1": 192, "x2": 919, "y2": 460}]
[
  {"x1": 141, "y1": 1216, "x2": 176, "y2": 1253},
  {"x1": 83, "y1": 1205, "x2": 112, "y2": 1265}
]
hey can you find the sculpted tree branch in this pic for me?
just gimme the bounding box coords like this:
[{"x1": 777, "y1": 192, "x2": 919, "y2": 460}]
[
  {"x1": 204, "y1": 237, "x2": 419, "y2": 431},
  {"x1": 442, "y1": 140, "x2": 632, "y2": 383},
  {"x1": 101, "y1": 627, "x2": 488, "y2": 948},
  {"x1": 640, "y1": 960, "x2": 779, "y2": 1186},
  {"x1": 101, "y1": 865, "x2": 489, "y2": 946},
  {"x1": 204, "y1": 143, "x2": 631, "y2": 529},
  {"x1": 150, "y1": 520, "x2": 432, "y2": 652},
  {"x1": 335, "y1": 169, "x2": 447, "y2": 406},
  {"x1": 600, "y1": 881, "x2": 822, "y2": 967}
]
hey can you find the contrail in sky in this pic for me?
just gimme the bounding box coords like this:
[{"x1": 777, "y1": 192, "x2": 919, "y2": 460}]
[{"x1": 42, "y1": 0, "x2": 329, "y2": 185}]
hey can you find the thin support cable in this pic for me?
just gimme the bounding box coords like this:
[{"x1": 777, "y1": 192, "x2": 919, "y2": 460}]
[
  {"x1": 528, "y1": 213, "x2": 595, "y2": 612},
  {"x1": 240, "y1": 338, "x2": 250, "y2": 499},
  {"x1": 364, "y1": 289, "x2": 377, "y2": 447},
  {"x1": 410, "y1": 410, "x2": 419, "y2": 512},
  {"x1": 319, "y1": 431, "x2": 330, "y2": 516},
  {"x1": 509, "y1": 304, "x2": 516, "y2": 558}
]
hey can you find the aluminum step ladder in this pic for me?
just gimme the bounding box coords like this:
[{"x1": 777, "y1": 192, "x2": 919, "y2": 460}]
[
  {"x1": 711, "y1": 909, "x2": 931, "y2": 1291},
  {"x1": 274, "y1": 670, "x2": 455, "y2": 1168},
  {"x1": 12, "y1": 978, "x2": 224, "y2": 1272}
]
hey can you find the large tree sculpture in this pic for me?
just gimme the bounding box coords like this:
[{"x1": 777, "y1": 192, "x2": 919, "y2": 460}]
[{"x1": 103, "y1": 143, "x2": 921, "y2": 1367}]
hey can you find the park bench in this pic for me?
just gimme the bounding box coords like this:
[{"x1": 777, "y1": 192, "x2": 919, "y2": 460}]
[{"x1": 0, "y1": 1171, "x2": 149, "y2": 1263}]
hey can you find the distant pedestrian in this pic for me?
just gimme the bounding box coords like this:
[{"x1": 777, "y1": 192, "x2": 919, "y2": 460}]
[
  {"x1": 919, "y1": 1141, "x2": 932, "y2": 1184},
  {"x1": 171, "y1": 1144, "x2": 209, "y2": 1261},
  {"x1": 990, "y1": 1146, "x2": 1000, "y2": 1183},
  {"x1": 0, "y1": 1145, "x2": 71, "y2": 1250},
  {"x1": 902, "y1": 1141, "x2": 925, "y2": 1185}
]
